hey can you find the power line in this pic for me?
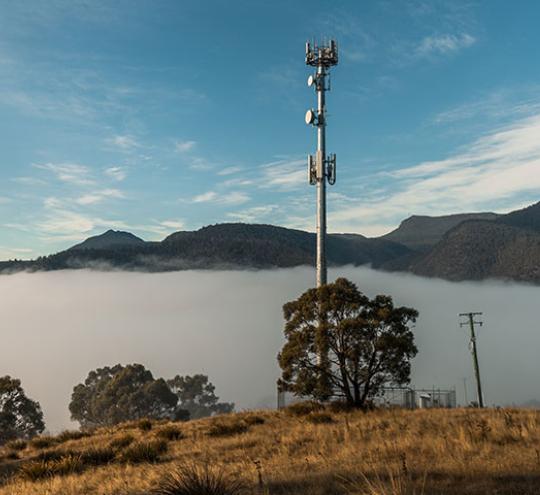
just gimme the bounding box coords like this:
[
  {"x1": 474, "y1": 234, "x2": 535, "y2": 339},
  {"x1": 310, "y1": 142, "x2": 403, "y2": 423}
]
[{"x1": 459, "y1": 312, "x2": 485, "y2": 408}]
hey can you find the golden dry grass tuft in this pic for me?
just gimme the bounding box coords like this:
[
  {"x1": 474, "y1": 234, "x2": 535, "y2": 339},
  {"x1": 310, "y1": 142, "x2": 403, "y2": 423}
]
[
  {"x1": 152, "y1": 463, "x2": 246, "y2": 495},
  {"x1": 1, "y1": 407, "x2": 539, "y2": 494}
]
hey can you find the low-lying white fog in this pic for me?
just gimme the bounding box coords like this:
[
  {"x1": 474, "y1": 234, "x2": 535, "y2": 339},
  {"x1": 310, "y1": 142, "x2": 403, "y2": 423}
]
[{"x1": 1, "y1": 267, "x2": 539, "y2": 432}]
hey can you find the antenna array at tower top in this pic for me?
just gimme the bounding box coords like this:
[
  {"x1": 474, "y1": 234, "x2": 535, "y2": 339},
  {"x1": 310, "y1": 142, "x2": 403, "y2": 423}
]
[{"x1": 305, "y1": 40, "x2": 338, "y2": 67}]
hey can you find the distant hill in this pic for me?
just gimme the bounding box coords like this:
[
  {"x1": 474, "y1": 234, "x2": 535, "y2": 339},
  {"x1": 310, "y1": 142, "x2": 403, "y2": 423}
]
[
  {"x1": 161, "y1": 224, "x2": 409, "y2": 269},
  {"x1": 69, "y1": 230, "x2": 146, "y2": 251},
  {"x1": 403, "y1": 202, "x2": 540, "y2": 283},
  {"x1": 0, "y1": 223, "x2": 410, "y2": 274},
  {"x1": 382, "y1": 213, "x2": 499, "y2": 251},
  {"x1": 497, "y1": 201, "x2": 540, "y2": 232},
  {"x1": 409, "y1": 219, "x2": 540, "y2": 282},
  {"x1": 2, "y1": 202, "x2": 540, "y2": 284}
]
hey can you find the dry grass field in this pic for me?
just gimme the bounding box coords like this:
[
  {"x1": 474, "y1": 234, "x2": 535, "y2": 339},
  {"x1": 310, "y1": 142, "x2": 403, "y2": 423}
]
[{"x1": 0, "y1": 405, "x2": 539, "y2": 495}]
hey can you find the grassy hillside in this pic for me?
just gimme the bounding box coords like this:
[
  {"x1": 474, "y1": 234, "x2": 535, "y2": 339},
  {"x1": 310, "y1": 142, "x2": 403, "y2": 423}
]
[{"x1": 1, "y1": 406, "x2": 539, "y2": 495}]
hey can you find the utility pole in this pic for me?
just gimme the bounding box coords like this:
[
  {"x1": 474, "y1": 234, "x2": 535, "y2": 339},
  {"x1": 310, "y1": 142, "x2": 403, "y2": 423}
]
[
  {"x1": 459, "y1": 312, "x2": 484, "y2": 408},
  {"x1": 305, "y1": 40, "x2": 338, "y2": 288}
]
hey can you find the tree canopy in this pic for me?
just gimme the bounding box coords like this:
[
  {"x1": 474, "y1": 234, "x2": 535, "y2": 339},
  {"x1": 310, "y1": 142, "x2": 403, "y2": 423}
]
[
  {"x1": 69, "y1": 364, "x2": 178, "y2": 429},
  {"x1": 277, "y1": 277, "x2": 418, "y2": 407},
  {"x1": 167, "y1": 374, "x2": 234, "y2": 419},
  {"x1": 0, "y1": 376, "x2": 45, "y2": 444},
  {"x1": 69, "y1": 365, "x2": 233, "y2": 428}
]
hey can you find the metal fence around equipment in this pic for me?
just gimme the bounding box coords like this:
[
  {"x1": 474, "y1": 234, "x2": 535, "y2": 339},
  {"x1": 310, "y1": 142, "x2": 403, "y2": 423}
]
[
  {"x1": 374, "y1": 387, "x2": 457, "y2": 409},
  {"x1": 277, "y1": 386, "x2": 457, "y2": 410}
]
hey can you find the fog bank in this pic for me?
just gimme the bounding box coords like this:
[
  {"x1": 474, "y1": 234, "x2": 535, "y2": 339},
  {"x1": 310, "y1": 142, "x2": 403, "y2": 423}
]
[{"x1": 1, "y1": 267, "x2": 539, "y2": 432}]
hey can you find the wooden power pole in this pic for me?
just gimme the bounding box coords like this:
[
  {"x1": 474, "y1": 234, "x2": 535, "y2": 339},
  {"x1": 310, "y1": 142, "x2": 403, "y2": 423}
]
[{"x1": 459, "y1": 312, "x2": 484, "y2": 408}]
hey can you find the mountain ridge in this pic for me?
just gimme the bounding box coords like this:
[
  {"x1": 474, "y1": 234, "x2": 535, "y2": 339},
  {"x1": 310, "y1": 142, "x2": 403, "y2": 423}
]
[
  {"x1": 2, "y1": 202, "x2": 539, "y2": 284},
  {"x1": 69, "y1": 230, "x2": 146, "y2": 251}
]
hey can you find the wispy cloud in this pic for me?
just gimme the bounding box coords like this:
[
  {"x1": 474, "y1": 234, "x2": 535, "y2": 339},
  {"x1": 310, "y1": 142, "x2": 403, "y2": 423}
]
[
  {"x1": 11, "y1": 176, "x2": 47, "y2": 186},
  {"x1": 34, "y1": 163, "x2": 94, "y2": 186},
  {"x1": 104, "y1": 166, "x2": 127, "y2": 181},
  {"x1": 329, "y1": 113, "x2": 540, "y2": 235},
  {"x1": 192, "y1": 190, "x2": 250, "y2": 206},
  {"x1": 158, "y1": 220, "x2": 184, "y2": 230},
  {"x1": 189, "y1": 157, "x2": 213, "y2": 171},
  {"x1": 433, "y1": 88, "x2": 540, "y2": 125},
  {"x1": 259, "y1": 158, "x2": 305, "y2": 190},
  {"x1": 221, "y1": 177, "x2": 254, "y2": 187},
  {"x1": 0, "y1": 246, "x2": 33, "y2": 260},
  {"x1": 76, "y1": 189, "x2": 125, "y2": 206},
  {"x1": 415, "y1": 33, "x2": 476, "y2": 58},
  {"x1": 175, "y1": 140, "x2": 197, "y2": 153},
  {"x1": 0, "y1": 196, "x2": 11, "y2": 204},
  {"x1": 193, "y1": 191, "x2": 217, "y2": 203},
  {"x1": 218, "y1": 166, "x2": 242, "y2": 176},
  {"x1": 227, "y1": 205, "x2": 278, "y2": 223},
  {"x1": 36, "y1": 207, "x2": 131, "y2": 242},
  {"x1": 44, "y1": 197, "x2": 63, "y2": 209},
  {"x1": 106, "y1": 135, "x2": 140, "y2": 151},
  {"x1": 37, "y1": 210, "x2": 101, "y2": 239}
]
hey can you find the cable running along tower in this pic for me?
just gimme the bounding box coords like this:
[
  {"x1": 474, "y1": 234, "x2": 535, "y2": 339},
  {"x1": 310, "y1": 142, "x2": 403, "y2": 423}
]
[{"x1": 305, "y1": 40, "x2": 338, "y2": 287}]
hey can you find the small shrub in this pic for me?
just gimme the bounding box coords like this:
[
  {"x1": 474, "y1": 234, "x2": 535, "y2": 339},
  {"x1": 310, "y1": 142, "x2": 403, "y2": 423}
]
[
  {"x1": 152, "y1": 463, "x2": 245, "y2": 495},
  {"x1": 19, "y1": 461, "x2": 52, "y2": 481},
  {"x1": 56, "y1": 430, "x2": 90, "y2": 443},
  {"x1": 138, "y1": 418, "x2": 154, "y2": 432},
  {"x1": 5, "y1": 439, "x2": 27, "y2": 451},
  {"x1": 327, "y1": 400, "x2": 357, "y2": 413},
  {"x1": 110, "y1": 433, "x2": 135, "y2": 449},
  {"x1": 285, "y1": 401, "x2": 324, "y2": 417},
  {"x1": 80, "y1": 447, "x2": 116, "y2": 466},
  {"x1": 19, "y1": 455, "x2": 83, "y2": 481},
  {"x1": 341, "y1": 468, "x2": 426, "y2": 495},
  {"x1": 306, "y1": 412, "x2": 335, "y2": 424},
  {"x1": 119, "y1": 440, "x2": 168, "y2": 464},
  {"x1": 207, "y1": 421, "x2": 248, "y2": 438},
  {"x1": 51, "y1": 455, "x2": 84, "y2": 476},
  {"x1": 174, "y1": 409, "x2": 191, "y2": 422},
  {"x1": 35, "y1": 449, "x2": 71, "y2": 462},
  {"x1": 29, "y1": 446, "x2": 113, "y2": 475},
  {"x1": 242, "y1": 415, "x2": 265, "y2": 426},
  {"x1": 30, "y1": 436, "x2": 57, "y2": 449},
  {"x1": 156, "y1": 426, "x2": 185, "y2": 441}
]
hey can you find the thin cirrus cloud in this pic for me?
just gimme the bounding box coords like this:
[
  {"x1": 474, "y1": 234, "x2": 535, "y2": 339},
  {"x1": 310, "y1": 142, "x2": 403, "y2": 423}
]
[
  {"x1": 175, "y1": 140, "x2": 197, "y2": 153},
  {"x1": 227, "y1": 205, "x2": 278, "y2": 223},
  {"x1": 415, "y1": 33, "x2": 476, "y2": 58},
  {"x1": 76, "y1": 189, "x2": 125, "y2": 206},
  {"x1": 33, "y1": 163, "x2": 94, "y2": 186},
  {"x1": 259, "y1": 158, "x2": 305, "y2": 190},
  {"x1": 189, "y1": 157, "x2": 213, "y2": 171},
  {"x1": 104, "y1": 166, "x2": 127, "y2": 181},
  {"x1": 328, "y1": 112, "x2": 540, "y2": 236},
  {"x1": 11, "y1": 177, "x2": 48, "y2": 186},
  {"x1": 158, "y1": 220, "x2": 184, "y2": 230},
  {"x1": 192, "y1": 190, "x2": 250, "y2": 206},
  {"x1": 105, "y1": 135, "x2": 140, "y2": 151},
  {"x1": 217, "y1": 166, "x2": 243, "y2": 176},
  {"x1": 37, "y1": 210, "x2": 106, "y2": 239}
]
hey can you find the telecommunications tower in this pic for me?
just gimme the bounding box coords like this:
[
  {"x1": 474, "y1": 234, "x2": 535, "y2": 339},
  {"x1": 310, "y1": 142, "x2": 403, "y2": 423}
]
[{"x1": 305, "y1": 39, "x2": 338, "y2": 287}]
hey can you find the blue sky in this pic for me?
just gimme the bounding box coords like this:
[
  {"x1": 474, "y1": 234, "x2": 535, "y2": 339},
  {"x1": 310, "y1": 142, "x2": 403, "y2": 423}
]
[{"x1": 1, "y1": 0, "x2": 540, "y2": 259}]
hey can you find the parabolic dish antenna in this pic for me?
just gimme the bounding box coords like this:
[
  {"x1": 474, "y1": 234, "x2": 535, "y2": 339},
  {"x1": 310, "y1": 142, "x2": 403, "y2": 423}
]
[
  {"x1": 307, "y1": 75, "x2": 315, "y2": 87},
  {"x1": 305, "y1": 109, "x2": 315, "y2": 125}
]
